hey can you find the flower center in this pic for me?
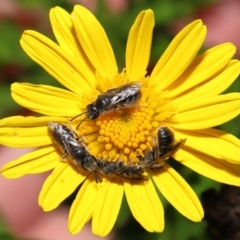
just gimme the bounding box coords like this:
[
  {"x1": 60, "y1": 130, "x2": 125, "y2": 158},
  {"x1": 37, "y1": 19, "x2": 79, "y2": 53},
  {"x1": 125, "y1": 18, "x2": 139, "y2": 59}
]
[
  {"x1": 75, "y1": 72, "x2": 177, "y2": 164},
  {"x1": 95, "y1": 104, "x2": 154, "y2": 162}
]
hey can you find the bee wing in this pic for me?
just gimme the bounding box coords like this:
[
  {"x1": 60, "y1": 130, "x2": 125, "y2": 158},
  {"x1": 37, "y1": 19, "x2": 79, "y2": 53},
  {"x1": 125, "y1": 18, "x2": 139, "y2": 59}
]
[
  {"x1": 64, "y1": 137, "x2": 84, "y2": 162},
  {"x1": 159, "y1": 139, "x2": 186, "y2": 159},
  {"x1": 106, "y1": 82, "x2": 142, "y2": 93},
  {"x1": 55, "y1": 137, "x2": 72, "y2": 161},
  {"x1": 109, "y1": 82, "x2": 142, "y2": 105}
]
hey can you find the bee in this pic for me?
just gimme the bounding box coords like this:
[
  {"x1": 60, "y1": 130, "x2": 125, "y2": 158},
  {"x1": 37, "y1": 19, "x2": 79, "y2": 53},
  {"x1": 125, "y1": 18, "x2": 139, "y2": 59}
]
[
  {"x1": 48, "y1": 122, "x2": 102, "y2": 183},
  {"x1": 139, "y1": 126, "x2": 186, "y2": 169},
  {"x1": 71, "y1": 82, "x2": 142, "y2": 128},
  {"x1": 96, "y1": 160, "x2": 148, "y2": 181}
]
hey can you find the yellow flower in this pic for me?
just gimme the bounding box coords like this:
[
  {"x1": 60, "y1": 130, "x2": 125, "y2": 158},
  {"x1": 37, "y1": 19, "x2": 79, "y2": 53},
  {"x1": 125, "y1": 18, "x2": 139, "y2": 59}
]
[{"x1": 1, "y1": 5, "x2": 240, "y2": 237}]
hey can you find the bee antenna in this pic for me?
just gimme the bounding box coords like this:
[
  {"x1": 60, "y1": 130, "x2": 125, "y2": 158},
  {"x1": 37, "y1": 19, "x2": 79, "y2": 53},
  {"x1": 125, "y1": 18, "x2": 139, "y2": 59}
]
[
  {"x1": 76, "y1": 116, "x2": 88, "y2": 130},
  {"x1": 70, "y1": 112, "x2": 86, "y2": 122}
]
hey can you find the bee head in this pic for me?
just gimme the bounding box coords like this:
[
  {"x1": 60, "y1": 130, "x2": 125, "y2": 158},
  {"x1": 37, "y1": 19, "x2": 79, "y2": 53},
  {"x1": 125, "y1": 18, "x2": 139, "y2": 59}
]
[
  {"x1": 86, "y1": 104, "x2": 99, "y2": 119},
  {"x1": 81, "y1": 155, "x2": 98, "y2": 170}
]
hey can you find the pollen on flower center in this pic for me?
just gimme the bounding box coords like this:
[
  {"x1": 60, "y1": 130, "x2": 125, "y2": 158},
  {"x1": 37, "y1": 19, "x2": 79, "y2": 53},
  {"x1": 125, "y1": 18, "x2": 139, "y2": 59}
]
[{"x1": 94, "y1": 105, "x2": 155, "y2": 163}]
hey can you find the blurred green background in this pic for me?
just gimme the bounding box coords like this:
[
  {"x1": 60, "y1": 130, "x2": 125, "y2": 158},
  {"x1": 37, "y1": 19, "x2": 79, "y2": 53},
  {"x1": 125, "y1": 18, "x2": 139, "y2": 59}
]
[{"x1": 0, "y1": 0, "x2": 240, "y2": 239}]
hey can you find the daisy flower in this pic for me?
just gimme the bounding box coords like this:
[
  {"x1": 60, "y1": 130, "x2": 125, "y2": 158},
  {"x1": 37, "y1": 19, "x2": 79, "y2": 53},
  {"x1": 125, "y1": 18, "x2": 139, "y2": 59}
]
[{"x1": 1, "y1": 5, "x2": 240, "y2": 237}]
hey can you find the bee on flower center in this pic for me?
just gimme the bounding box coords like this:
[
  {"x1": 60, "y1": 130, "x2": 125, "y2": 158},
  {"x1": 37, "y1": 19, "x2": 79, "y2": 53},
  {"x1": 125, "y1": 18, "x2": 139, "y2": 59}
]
[
  {"x1": 71, "y1": 82, "x2": 142, "y2": 129},
  {"x1": 47, "y1": 122, "x2": 102, "y2": 183},
  {"x1": 96, "y1": 159, "x2": 148, "y2": 181},
  {"x1": 139, "y1": 126, "x2": 186, "y2": 169}
]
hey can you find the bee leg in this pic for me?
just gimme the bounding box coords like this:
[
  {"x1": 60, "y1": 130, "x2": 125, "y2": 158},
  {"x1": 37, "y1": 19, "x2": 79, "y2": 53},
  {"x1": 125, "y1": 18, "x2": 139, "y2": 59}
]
[
  {"x1": 85, "y1": 171, "x2": 102, "y2": 183},
  {"x1": 61, "y1": 153, "x2": 68, "y2": 161},
  {"x1": 131, "y1": 104, "x2": 146, "y2": 109},
  {"x1": 72, "y1": 131, "x2": 79, "y2": 141},
  {"x1": 93, "y1": 171, "x2": 102, "y2": 183},
  {"x1": 67, "y1": 118, "x2": 78, "y2": 139},
  {"x1": 78, "y1": 137, "x2": 85, "y2": 144}
]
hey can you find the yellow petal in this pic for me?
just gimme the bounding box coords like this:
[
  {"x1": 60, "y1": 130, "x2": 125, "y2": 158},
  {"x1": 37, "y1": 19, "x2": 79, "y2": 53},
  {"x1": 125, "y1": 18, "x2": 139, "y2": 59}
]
[
  {"x1": 124, "y1": 180, "x2": 164, "y2": 232},
  {"x1": 126, "y1": 9, "x2": 154, "y2": 80},
  {"x1": 176, "y1": 128, "x2": 240, "y2": 164},
  {"x1": 172, "y1": 93, "x2": 240, "y2": 130},
  {"x1": 175, "y1": 148, "x2": 240, "y2": 186},
  {"x1": 72, "y1": 5, "x2": 117, "y2": 77},
  {"x1": 0, "y1": 116, "x2": 66, "y2": 127},
  {"x1": 11, "y1": 83, "x2": 83, "y2": 116},
  {"x1": 20, "y1": 30, "x2": 92, "y2": 96},
  {"x1": 192, "y1": 60, "x2": 240, "y2": 98},
  {"x1": 200, "y1": 128, "x2": 240, "y2": 147},
  {"x1": 173, "y1": 60, "x2": 240, "y2": 105},
  {"x1": 39, "y1": 161, "x2": 86, "y2": 211},
  {"x1": 50, "y1": 6, "x2": 81, "y2": 57},
  {"x1": 150, "y1": 164, "x2": 203, "y2": 221},
  {"x1": 49, "y1": 6, "x2": 96, "y2": 88},
  {"x1": 178, "y1": 92, "x2": 240, "y2": 114},
  {"x1": 92, "y1": 179, "x2": 124, "y2": 237},
  {"x1": 69, "y1": 174, "x2": 97, "y2": 234},
  {"x1": 150, "y1": 20, "x2": 206, "y2": 90},
  {"x1": 0, "y1": 126, "x2": 50, "y2": 147},
  {"x1": 169, "y1": 43, "x2": 237, "y2": 98},
  {"x1": 0, "y1": 116, "x2": 66, "y2": 147},
  {"x1": 1, "y1": 146, "x2": 58, "y2": 178}
]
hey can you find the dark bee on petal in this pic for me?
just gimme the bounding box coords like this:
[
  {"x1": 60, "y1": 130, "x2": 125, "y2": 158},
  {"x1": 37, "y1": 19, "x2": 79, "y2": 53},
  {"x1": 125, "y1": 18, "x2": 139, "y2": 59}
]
[
  {"x1": 48, "y1": 122, "x2": 102, "y2": 183},
  {"x1": 139, "y1": 126, "x2": 186, "y2": 169},
  {"x1": 71, "y1": 82, "x2": 142, "y2": 129},
  {"x1": 97, "y1": 160, "x2": 148, "y2": 181}
]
